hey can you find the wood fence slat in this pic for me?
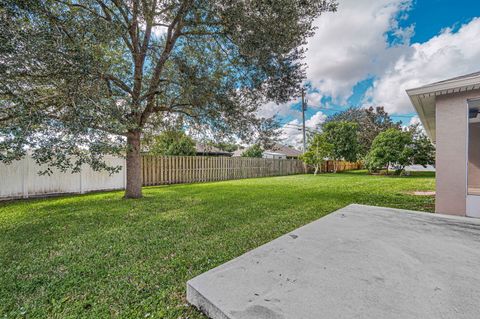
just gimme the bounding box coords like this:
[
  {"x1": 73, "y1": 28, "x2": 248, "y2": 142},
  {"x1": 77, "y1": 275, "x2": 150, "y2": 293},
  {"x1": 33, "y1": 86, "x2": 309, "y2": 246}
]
[{"x1": 140, "y1": 156, "x2": 360, "y2": 186}]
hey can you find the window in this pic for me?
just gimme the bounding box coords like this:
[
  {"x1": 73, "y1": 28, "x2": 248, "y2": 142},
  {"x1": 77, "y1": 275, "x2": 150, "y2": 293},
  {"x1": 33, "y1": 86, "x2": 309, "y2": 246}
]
[{"x1": 468, "y1": 99, "x2": 480, "y2": 195}]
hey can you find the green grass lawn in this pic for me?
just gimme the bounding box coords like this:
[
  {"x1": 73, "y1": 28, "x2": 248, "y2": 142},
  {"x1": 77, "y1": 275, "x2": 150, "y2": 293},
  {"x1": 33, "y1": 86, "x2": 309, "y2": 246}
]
[{"x1": 0, "y1": 171, "x2": 435, "y2": 318}]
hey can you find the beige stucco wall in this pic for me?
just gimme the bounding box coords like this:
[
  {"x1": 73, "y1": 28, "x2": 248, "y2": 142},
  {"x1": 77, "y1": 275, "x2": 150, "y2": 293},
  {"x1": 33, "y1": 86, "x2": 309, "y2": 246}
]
[{"x1": 435, "y1": 89, "x2": 480, "y2": 216}]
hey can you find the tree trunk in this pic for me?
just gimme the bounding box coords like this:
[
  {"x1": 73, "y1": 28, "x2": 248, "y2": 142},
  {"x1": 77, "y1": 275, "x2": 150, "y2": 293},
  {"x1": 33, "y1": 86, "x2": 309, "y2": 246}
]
[
  {"x1": 125, "y1": 130, "x2": 143, "y2": 198},
  {"x1": 314, "y1": 164, "x2": 319, "y2": 175}
]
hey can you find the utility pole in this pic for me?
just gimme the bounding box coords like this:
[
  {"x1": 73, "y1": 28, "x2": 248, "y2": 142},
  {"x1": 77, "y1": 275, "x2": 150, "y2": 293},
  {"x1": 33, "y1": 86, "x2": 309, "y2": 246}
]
[{"x1": 301, "y1": 87, "x2": 307, "y2": 153}]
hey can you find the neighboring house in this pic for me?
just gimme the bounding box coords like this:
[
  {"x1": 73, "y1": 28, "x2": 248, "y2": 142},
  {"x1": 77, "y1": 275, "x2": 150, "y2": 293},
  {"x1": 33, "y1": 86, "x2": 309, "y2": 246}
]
[
  {"x1": 195, "y1": 143, "x2": 233, "y2": 157},
  {"x1": 263, "y1": 151, "x2": 287, "y2": 160},
  {"x1": 407, "y1": 71, "x2": 480, "y2": 218},
  {"x1": 232, "y1": 149, "x2": 244, "y2": 157},
  {"x1": 266, "y1": 143, "x2": 303, "y2": 159},
  {"x1": 232, "y1": 143, "x2": 302, "y2": 159}
]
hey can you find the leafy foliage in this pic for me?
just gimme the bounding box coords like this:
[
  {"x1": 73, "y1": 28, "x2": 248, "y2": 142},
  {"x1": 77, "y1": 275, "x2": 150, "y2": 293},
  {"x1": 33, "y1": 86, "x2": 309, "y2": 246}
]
[
  {"x1": 212, "y1": 142, "x2": 239, "y2": 153},
  {"x1": 408, "y1": 124, "x2": 436, "y2": 167},
  {"x1": 146, "y1": 130, "x2": 196, "y2": 156},
  {"x1": 0, "y1": 0, "x2": 337, "y2": 196},
  {"x1": 325, "y1": 106, "x2": 401, "y2": 156},
  {"x1": 323, "y1": 121, "x2": 359, "y2": 170},
  {"x1": 300, "y1": 133, "x2": 333, "y2": 175},
  {"x1": 241, "y1": 144, "x2": 263, "y2": 158},
  {"x1": 365, "y1": 128, "x2": 413, "y2": 173},
  {"x1": 365, "y1": 126, "x2": 435, "y2": 174}
]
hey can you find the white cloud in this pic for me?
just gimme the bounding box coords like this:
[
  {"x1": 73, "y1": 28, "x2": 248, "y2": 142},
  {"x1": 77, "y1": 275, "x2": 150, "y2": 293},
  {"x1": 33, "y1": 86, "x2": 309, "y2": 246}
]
[
  {"x1": 261, "y1": 1, "x2": 480, "y2": 129},
  {"x1": 409, "y1": 115, "x2": 420, "y2": 126},
  {"x1": 305, "y1": 0, "x2": 413, "y2": 102},
  {"x1": 400, "y1": 114, "x2": 421, "y2": 130},
  {"x1": 306, "y1": 111, "x2": 327, "y2": 128},
  {"x1": 256, "y1": 101, "x2": 300, "y2": 119},
  {"x1": 257, "y1": 91, "x2": 323, "y2": 119},
  {"x1": 306, "y1": 92, "x2": 323, "y2": 108},
  {"x1": 280, "y1": 119, "x2": 303, "y2": 148},
  {"x1": 279, "y1": 111, "x2": 327, "y2": 148},
  {"x1": 368, "y1": 17, "x2": 480, "y2": 114}
]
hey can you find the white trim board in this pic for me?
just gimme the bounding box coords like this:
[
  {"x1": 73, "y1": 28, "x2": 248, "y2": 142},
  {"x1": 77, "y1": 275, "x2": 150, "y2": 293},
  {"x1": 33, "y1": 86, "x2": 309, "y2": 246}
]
[{"x1": 466, "y1": 195, "x2": 480, "y2": 218}]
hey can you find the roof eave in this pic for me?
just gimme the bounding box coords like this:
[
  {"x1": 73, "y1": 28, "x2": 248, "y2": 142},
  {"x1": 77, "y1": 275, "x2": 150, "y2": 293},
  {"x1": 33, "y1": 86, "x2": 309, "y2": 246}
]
[
  {"x1": 406, "y1": 75, "x2": 480, "y2": 97},
  {"x1": 406, "y1": 75, "x2": 480, "y2": 144},
  {"x1": 407, "y1": 94, "x2": 436, "y2": 142}
]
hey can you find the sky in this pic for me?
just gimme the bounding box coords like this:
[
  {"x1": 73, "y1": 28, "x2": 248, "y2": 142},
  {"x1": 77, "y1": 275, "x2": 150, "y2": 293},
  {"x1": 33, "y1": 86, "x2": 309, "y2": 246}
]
[{"x1": 257, "y1": 0, "x2": 480, "y2": 148}]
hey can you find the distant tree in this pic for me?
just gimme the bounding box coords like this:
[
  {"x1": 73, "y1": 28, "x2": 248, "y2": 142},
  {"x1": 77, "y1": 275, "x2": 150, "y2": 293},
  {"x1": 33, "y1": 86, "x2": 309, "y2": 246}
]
[
  {"x1": 365, "y1": 128, "x2": 413, "y2": 174},
  {"x1": 1, "y1": 0, "x2": 337, "y2": 198},
  {"x1": 213, "y1": 142, "x2": 239, "y2": 153},
  {"x1": 325, "y1": 106, "x2": 401, "y2": 156},
  {"x1": 408, "y1": 123, "x2": 435, "y2": 167},
  {"x1": 147, "y1": 130, "x2": 196, "y2": 156},
  {"x1": 323, "y1": 121, "x2": 359, "y2": 172},
  {"x1": 241, "y1": 144, "x2": 263, "y2": 158},
  {"x1": 300, "y1": 133, "x2": 333, "y2": 175}
]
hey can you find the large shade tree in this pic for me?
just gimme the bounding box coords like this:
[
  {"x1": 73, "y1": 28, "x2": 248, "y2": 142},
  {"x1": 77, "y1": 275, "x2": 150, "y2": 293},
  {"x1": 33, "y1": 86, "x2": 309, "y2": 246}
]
[
  {"x1": 365, "y1": 126, "x2": 435, "y2": 175},
  {"x1": 323, "y1": 121, "x2": 359, "y2": 172},
  {"x1": 364, "y1": 128, "x2": 413, "y2": 174},
  {"x1": 325, "y1": 106, "x2": 401, "y2": 156},
  {"x1": 0, "y1": 0, "x2": 337, "y2": 198}
]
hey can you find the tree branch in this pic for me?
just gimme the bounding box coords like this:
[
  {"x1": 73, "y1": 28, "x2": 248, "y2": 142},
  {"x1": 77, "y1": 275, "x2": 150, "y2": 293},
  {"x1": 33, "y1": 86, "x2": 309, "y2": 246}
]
[
  {"x1": 139, "y1": 0, "x2": 192, "y2": 125},
  {"x1": 102, "y1": 74, "x2": 132, "y2": 95}
]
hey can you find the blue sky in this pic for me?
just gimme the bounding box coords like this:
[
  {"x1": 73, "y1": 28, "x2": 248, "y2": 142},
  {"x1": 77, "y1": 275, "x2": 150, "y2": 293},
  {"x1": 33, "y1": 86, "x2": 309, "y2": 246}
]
[{"x1": 259, "y1": 0, "x2": 480, "y2": 147}]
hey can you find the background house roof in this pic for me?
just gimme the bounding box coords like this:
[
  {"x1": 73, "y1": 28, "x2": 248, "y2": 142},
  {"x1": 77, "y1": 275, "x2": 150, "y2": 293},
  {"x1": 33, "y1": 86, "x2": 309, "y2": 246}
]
[
  {"x1": 231, "y1": 143, "x2": 302, "y2": 158},
  {"x1": 406, "y1": 71, "x2": 480, "y2": 142},
  {"x1": 195, "y1": 143, "x2": 232, "y2": 156},
  {"x1": 267, "y1": 143, "x2": 303, "y2": 157}
]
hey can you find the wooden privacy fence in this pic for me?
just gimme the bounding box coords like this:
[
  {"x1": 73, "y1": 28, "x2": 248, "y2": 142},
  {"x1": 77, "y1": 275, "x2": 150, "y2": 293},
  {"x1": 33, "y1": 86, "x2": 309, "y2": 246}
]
[
  {"x1": 0, "y1": 155, "x2": 363, "y2": 200},
  {"x1": 141, "y1": 156, "x2": 305, "y2": 186},
  {"x1": 141, "y1": 156, "x2": 363, "y2": 186},
  {"x1": 321, "y1": 160, "x2": 363, "y2": 173}
]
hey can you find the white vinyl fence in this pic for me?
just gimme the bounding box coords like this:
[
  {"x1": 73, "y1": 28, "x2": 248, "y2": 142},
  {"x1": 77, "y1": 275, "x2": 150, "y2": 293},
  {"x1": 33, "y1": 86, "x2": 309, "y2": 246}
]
[{"x1": 0, "y1": 155, "x2": 126, "y2": 200}]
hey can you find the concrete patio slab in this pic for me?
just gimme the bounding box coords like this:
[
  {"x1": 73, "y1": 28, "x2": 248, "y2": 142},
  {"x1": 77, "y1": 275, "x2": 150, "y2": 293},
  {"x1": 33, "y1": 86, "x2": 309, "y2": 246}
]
[{"x1": 187, "y1": 204, "x2": 480, "y2": 319}]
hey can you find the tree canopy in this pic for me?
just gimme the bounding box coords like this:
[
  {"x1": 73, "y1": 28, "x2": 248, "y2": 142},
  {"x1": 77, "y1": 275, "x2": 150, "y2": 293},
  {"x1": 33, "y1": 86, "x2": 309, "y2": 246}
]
[
  {"x1": 323, "y1": 121, "x2": 359, "y2": 171},
  {"x1": 241, "y1": 144, "x2": 263, "y2": 158},
  {"x1": 325, "y1": 106, "x2": 401, "y2": 156},
  {"x1": 365, "y1": 128, "x2": 412, "y2": 174},
  {"x1": 409, "y1": 123, "x2": 436, "y2": 167},
  {"x1": 212, "y1": 142, "x2": 239, "y2": 153},
  {"x1": 364, "y1": 125, "x2": 435, "y2": 174},
  {"x1": 146, "y1": 130, "x2": 196, "y2": 156},
  {"x1": 0, "y1": 0, "x2": 337, "y2": 197},
  {"x1": 300, "y1": 133, "x2": 333, "y2": 175}
]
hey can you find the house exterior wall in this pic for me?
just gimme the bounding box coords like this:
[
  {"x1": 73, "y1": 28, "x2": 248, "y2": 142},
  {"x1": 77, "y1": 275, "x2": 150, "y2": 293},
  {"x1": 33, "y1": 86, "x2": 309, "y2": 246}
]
[
  {"x1": 263, "y1": 152, "x2": 287, "y2": 160},
  {"x1": 435, "y1": 89, "x2": 480, "y2": 216}
]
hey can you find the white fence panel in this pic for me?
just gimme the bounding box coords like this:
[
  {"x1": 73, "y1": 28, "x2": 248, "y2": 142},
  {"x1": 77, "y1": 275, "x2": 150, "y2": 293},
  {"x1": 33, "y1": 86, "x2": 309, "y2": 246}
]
[
  {"x1": 0, "y1": 159, "x2": 25, "y2": 198},
  {"x1": 81, "y1": 157, "x2": 126, "y2": 193},
  {"x1": 0, "y1": 155, "x2": 126, "y2": 200},
  {"x1": 27, "y1": 158, "x2": 82, "y2": 196}
]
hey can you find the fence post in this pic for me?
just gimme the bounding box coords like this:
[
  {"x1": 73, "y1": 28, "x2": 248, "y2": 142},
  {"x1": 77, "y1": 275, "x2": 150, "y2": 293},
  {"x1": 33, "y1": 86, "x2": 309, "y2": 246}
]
[
  {"x1": 22, "y1": 157, "x2": 29, "y2": 199},
  {"x1": 123, "y1": 158, "x2": 127, "y2": 190},
  {"x1": 79, "y1": 165, "x2": 84, "y2": 194}
]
